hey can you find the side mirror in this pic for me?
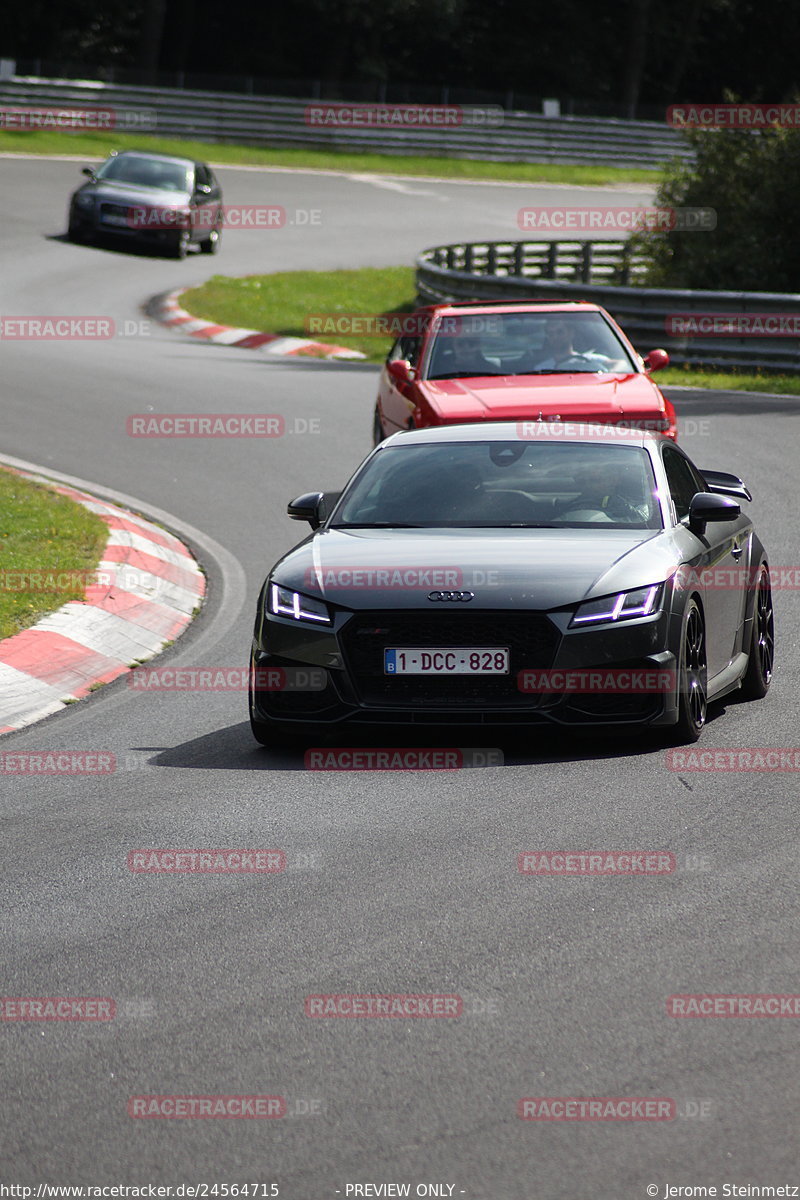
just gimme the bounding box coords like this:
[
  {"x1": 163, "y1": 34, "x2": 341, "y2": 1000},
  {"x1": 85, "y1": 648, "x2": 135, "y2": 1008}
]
[
  {"x1": 699, "y1": 469, "x2": 752, "y2": 503},
  {"x1": 387, "y1": 359, "x2": 414, "y2": 385},
  {"x1": 688, "y1": 491, "x2": 740, "y2": 537},
  {"x1": 287, "y1": 492, "x2": 324, "y2": 529},
  {"x1": 643, "y1": 348, "x2": 669, "y2": 372},
  {"x1": 287, "y1": 491, "x2": 341, "y2": 529},
  {"x1": 82, "y1": 166, "x2": 96, "y2": 178}
]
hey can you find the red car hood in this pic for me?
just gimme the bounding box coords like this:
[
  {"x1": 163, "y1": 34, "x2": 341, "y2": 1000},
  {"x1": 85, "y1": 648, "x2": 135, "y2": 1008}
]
[{"x1": 420, "y1": 373, "x2": 665, "y2": 422}]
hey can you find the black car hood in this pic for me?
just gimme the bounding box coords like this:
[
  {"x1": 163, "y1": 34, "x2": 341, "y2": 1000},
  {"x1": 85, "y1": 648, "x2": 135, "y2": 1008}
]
[{"x1": 273, "y1": 527, "x2": 677, "y2": 611}]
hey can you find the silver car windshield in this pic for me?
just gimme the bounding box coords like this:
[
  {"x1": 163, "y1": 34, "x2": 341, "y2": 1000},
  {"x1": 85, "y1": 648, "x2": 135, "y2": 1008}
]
[
  {"x1": 95, "y1": 156, "x2": 192, "y2": 192},
  {"x1": 426, "y1": 311, "x2": 636, "y2": 379},
  {"x1": 333, "y1": 441, "x2": 663, "y2": 530}
]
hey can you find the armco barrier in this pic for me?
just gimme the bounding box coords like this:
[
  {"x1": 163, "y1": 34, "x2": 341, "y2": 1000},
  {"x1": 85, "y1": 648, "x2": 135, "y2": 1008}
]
[
  {"x1": 0, "y1": 78, "x2": 692, "y2": 169},
  {"x1": 416, "y1": 241, "x2": 800, "y2": 372}
]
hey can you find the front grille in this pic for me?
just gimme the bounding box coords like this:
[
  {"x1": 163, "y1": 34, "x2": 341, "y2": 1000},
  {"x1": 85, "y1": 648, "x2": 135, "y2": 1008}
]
[
  {"x1": 100, "y1": 203, "x2": 131, "y2": 217},
  {"x1": 340, "y1": 610, "x2": 559, "y2": 709}
]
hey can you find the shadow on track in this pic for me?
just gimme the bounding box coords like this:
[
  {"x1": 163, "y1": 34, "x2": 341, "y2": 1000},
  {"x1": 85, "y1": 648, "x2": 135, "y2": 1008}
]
[{"x1": 140, "y1": 710, "x2": 729, "y2": 773}]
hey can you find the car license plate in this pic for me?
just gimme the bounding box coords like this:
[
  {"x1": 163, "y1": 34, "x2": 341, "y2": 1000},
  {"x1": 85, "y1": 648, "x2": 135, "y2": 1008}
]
[
  {"x1": 384, "y1": 647, "x2": 509, "y2": 675},
  {"x1": 101, "y1": 213, "x2": 129, "y2": 226}
]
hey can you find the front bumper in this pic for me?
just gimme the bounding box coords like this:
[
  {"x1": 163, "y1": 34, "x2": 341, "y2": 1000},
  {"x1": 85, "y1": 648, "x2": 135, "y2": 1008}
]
[{"x1": 250, "y1": 603, "x2": 679, "y2": 729}]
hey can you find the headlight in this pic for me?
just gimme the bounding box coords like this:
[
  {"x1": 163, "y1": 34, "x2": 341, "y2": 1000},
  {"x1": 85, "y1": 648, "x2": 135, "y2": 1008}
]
[
  {"x1": 74, "y1": 193, "x2": 94, "y2": 210},
  {"x1": 570, "y1": 583, "x2": 663, "y2": 627},
  {"x1": 269, "y1": 583, "x2": 331, "y2": 625}
]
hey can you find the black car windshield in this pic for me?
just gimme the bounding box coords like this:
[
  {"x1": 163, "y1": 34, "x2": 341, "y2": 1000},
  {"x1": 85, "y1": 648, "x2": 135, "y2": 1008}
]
[
  {"x1": 333, "y1": 441, "x2": 663, "y2": 530},
  {"x1": 95, "y1": 155, "x2": 192, "y2": 192},
  {"x1": 425, "y1": 311, "x2": 636, "y2": 379}
]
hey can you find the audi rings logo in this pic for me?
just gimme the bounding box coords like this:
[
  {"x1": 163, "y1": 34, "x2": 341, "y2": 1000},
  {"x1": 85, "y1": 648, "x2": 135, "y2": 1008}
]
[{"x1": 427, "y1": 591, "x2": 475, "y2": 602}]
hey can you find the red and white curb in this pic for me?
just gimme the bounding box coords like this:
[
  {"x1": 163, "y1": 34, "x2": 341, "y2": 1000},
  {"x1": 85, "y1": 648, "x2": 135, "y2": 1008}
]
[
  {"x1": 152, "y1": 289, "x2": 365, "y2": 360},
  {"x1": 0, "y1": 470, "x2": 206, "y2": 734}
]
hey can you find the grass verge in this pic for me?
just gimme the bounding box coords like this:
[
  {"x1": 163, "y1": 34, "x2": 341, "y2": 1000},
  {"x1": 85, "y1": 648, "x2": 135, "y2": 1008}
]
[
  {"x1": 180, "y1": 267, "x2": 800, "y2": 393},
  {"x1": 658, "y1": 367, "x2": 800, "y2": 395},
  {"x1": 0, "y1": 130, "x2": 661, "y2": 186},
  {"x1": 0, "y1": 469, "x2": 109, "y2": 640},
  {"x1": 181, "y1": 266, "x2": 416, "y2": 362}
]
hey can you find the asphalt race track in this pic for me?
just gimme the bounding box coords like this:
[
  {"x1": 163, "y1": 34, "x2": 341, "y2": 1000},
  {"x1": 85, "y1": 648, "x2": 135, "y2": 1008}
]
[{"x1": 1, "y1": 156, "x2": 799, "y2": 1198}]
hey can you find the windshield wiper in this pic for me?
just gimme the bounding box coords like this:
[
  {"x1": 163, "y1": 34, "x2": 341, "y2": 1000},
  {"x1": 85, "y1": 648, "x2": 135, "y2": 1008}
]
[
  {"x1": 333, "y1": 522, "x2": 424, "y2": 528},
  {"x1": 429, "y1": 371, "x2": 507, "y2": 380}
]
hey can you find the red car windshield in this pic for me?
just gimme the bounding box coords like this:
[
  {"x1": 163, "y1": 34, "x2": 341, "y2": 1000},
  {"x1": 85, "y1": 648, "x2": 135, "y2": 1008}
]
[{"x1": 425, "y1": 311, "x2": 636, "y2": 379}]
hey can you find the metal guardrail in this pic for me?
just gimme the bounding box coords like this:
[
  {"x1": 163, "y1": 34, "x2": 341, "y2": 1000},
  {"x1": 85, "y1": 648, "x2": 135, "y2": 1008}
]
[
  {"x1": 416, "y1": 241, "x2": 800, "y2": 373},
  {"x1": 0, "y1": 78, "x2": 692, "y2": 169}
]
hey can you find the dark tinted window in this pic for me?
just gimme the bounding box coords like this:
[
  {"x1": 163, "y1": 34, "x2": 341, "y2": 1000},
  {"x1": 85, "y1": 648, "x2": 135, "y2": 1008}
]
[
  {"x1": 662, "y1": 445, "x2": 704, "y2": 520},
  {"x1": 389, "y1": 335, "x2": 422, "y2": 369},
  {"x1": 333, "y1": 440, "x2": 661, "y2": 530}
]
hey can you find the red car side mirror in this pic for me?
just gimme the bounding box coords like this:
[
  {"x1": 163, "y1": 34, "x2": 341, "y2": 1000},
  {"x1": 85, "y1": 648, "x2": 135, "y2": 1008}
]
[
  {"x1": 643, "y1": 348, "x2": 670, "y2": 372},
  {"x1": 387, "y1": 359, "x2": 414, "y2": 385}
]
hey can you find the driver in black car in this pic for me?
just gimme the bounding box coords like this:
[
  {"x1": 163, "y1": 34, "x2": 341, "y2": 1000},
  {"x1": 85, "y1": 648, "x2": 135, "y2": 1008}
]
[{"x1": 556, "y1": 460, "x2": 650, "y2": 522}]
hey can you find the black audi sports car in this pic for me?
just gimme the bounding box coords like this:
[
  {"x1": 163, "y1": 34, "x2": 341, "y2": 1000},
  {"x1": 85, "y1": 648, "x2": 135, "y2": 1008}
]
[
  {"x1": 67, "y1": 149, "x2": 223, "y2": 258},
  {"x1": 249, "y1": 424, "x2": 773, "y2": 746}
]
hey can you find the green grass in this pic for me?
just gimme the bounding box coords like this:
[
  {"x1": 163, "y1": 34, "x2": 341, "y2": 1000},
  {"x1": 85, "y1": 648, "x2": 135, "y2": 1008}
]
[
  {"x1": 182, "y1": 266, "x2": 417, "y2": 362},
  {"x1": 0, "y1": 469, "x2": 108, "y2": 640},
  {"x1": 0, "y1": 129, "x2": 661, "y2": 186},
  {"x1": 659, "y1": 366, "x2": 800, "y2": 395}
]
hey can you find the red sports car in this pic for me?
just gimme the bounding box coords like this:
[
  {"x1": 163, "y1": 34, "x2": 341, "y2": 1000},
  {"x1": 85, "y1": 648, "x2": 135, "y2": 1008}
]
[{"x1": 374, "y1": 300, "x2": 675, "y2": 443}]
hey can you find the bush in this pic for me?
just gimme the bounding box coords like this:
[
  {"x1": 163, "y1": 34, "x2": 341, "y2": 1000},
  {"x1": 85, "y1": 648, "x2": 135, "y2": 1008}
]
[{"x1": 633, "y1": 124, "x2": 800, "y2": 292}]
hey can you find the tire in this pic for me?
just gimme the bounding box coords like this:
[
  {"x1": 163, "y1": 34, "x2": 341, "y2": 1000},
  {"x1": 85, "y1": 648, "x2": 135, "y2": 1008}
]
[
  {"x1": 671, "y1": 599, "x2": 707, "y2": 743},
  {"x1": 67, "y1": 219, "x2": 87, "y2": 244},
  {"x1": 168, "y1": 229, "x2": 190, "y2": 259},
  {"x1": 740, "y1": 563, "x2": 774, "y2": 700},
  {"x1": 200, "y1": 222, "x2": 221, "y2": 254}
]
